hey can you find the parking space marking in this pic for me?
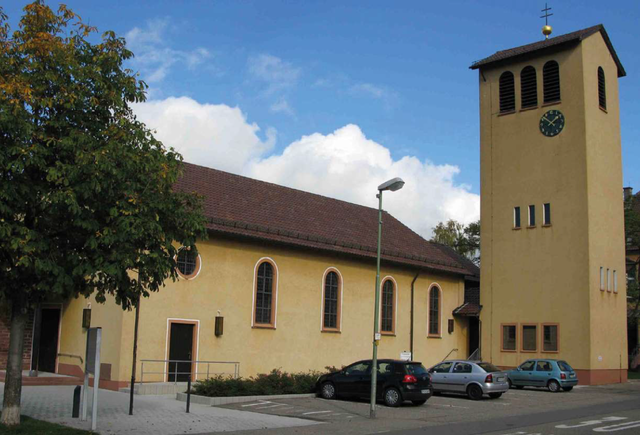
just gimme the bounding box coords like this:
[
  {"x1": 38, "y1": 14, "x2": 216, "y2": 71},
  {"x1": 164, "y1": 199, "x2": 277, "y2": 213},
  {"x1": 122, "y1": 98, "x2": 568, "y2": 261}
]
[
  {"x1": 241, "y1": 401, "x2": 272, "y2": 407},
  {"x1": 302, "y1": 410, "x2": 333, "y2": 415},
  {"x1": 254, "y1": 403, "x2": 288, "y2": 409},
  {"x1": 430, "y1": 403, "x2": 469, "y2": 409}
]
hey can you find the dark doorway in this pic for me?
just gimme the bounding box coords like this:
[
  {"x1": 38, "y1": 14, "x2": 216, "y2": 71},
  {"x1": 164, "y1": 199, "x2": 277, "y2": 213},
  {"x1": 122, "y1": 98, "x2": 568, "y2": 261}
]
[
  {"x1": 168, "y1": 322, "x2": 195, "y2": 382},
  {"x1": 468, "y1": 317, "x2": 480, "y2": 358},
  {"x1": 37, "y1": 308, "x2": 61, "y2": 373}
]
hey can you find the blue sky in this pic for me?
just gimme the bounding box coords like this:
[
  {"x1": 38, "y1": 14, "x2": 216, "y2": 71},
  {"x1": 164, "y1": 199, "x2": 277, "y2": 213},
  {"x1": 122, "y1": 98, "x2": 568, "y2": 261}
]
[{"x1": 4, "y1": 1, "x2": 639, "y2": 236}]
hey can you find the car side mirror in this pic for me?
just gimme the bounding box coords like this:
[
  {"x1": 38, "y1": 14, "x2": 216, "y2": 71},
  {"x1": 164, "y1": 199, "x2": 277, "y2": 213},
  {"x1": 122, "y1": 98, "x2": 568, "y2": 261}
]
[
  {"x1": 429, "y1": 369, "x2": 435, "y2": 374},
  {"x1": 517, "y1": 368, "x2": 522, "y2": 371}
]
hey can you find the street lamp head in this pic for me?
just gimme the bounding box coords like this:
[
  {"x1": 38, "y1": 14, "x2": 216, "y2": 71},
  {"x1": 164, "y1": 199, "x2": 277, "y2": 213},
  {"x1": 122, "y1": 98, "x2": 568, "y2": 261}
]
[{"x1": 378, "y1": 177, "x2": 405, "y2": 192}]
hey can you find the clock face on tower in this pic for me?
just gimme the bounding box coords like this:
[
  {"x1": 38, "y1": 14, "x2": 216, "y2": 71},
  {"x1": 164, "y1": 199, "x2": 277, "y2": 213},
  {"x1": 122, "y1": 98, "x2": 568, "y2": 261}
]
[{"x1": 539, "y1": 109, "x2": 565, "y2": 137}]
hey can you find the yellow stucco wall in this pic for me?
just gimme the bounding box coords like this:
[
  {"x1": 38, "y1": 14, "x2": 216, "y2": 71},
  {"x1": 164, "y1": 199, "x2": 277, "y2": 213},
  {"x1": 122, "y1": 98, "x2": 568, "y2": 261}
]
[
  {"x1": 59, "y1": 236, "x2": 471, "y2": 384},
  {"x1": 479, "y1": 32, "x2": 627, "y2": 374},
  {"x1": 58, "y1": 292, "x2": 125, "y2": 380},
  {"x1": 582, "y1": 33, "x2": 628, "y2": 371}
]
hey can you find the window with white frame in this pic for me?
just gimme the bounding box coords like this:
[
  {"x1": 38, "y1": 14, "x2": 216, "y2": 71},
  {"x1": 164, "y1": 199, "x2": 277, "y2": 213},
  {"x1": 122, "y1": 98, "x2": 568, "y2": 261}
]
[
  {"x1": 613, "y1": 270, "x2": 618, "y2": 293},
  {"x1": 543, "y1": 203, "x2": 551, "y2": 225},
  {"x1": 600, "y1": 267, "x2": 604, "y2": 291},
  {"x1": 514, "y1": 207, "x2": 521, "y2": 228},
  {"x1": 607, "y1": 268, "x2": 611, "y2": 292},
  {"x1": 528, "y1": 205, "x2": 536, "y2": 227}
]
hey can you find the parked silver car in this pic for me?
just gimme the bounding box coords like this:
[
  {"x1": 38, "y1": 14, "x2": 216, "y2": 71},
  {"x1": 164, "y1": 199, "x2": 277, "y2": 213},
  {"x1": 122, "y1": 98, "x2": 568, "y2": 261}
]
[{"x1": 428, "y1": 360, "x2": 509, "y2": 400}]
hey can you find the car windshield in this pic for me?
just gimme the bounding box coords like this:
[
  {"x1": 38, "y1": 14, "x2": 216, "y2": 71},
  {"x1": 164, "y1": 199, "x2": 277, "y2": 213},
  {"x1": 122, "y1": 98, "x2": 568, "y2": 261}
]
[
  {"x1": 558, "y1": 361, "x2": 573, "y2": 371},
  {"x1": 477, "y1": 362, "x2": 501, "y2": 373},
  {"x1": 405, "y1": 363, "x2": 429, "y2": 375}
]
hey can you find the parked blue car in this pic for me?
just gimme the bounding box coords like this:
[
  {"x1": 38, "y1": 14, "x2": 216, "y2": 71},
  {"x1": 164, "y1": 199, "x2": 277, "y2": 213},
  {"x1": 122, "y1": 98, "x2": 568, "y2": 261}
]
[{"x1": 507, "y1": 359, "x2": 578, "y2": 392}]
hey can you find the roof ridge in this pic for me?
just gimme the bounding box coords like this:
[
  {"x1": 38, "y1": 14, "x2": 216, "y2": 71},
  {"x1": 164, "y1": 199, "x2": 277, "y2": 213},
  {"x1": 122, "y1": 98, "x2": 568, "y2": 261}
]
[{"x1": 181, "y1": 161, "x2": 381, "y2": 213}]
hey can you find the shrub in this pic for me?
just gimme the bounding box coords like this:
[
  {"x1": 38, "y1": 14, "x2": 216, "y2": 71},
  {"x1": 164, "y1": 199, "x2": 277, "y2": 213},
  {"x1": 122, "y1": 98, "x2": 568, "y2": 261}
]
[{"x1": 191, "y1": 369, "x2": 324, "y2": 397}]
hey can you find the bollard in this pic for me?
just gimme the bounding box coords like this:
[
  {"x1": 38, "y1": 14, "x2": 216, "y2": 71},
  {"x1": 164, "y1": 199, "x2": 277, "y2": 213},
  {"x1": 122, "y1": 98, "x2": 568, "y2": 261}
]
[
  {"x1": 72, "y1": 385, "x2": 81, "y2": 418},
  {"x1": 186, "y1": 374, "x2": 191, "y2": 413}
]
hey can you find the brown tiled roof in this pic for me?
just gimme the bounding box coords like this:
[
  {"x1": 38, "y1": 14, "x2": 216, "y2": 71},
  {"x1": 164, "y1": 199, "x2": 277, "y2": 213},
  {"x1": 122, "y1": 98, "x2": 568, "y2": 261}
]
[
  {"x1": 175, "y1": 162, "x2": 479, "y2": 277},
  {"x1": 452, "y1": 302, "x2": 482, "y2": 317},
  {"x1": 470, "y1": 24, "x2": 626, "y2": 78}
]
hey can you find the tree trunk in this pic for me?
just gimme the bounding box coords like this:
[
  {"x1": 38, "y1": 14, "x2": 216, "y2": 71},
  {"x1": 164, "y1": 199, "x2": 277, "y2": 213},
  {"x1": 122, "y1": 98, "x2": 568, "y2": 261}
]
[{"x1": 1, "y1": 298, "x2": 28, "y2": 426}]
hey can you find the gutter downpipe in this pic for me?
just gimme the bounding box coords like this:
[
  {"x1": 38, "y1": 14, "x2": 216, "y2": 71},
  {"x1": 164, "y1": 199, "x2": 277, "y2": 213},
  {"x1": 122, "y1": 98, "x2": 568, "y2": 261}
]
[{"x1": 410, "y1": 271, "x2": 420, "y2": 361}]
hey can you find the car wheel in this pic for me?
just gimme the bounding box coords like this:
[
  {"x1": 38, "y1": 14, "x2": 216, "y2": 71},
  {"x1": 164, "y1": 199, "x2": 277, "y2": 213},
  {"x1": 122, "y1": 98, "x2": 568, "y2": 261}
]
[
  {"x1": 489, "y1": 393, "x2": 502, "y2": 399},
  {"x1": 412, "y1": 399, "x2": 427, "y2": 406},
  {"x1": 548, "y1": 380, "x2": 561, "y2": 393},
  {"x1": 384, "y1": 387, "x2": 402, "y2": 407},
  {"x1": 467, "y1": 384, "x2": 484, "y2": 401},
  {"x1": 320, "y1": 382, "x2": 336, "y2": 399},
  {"x1": 562, "y1": 386, "x2": 573, "y2": 392}
]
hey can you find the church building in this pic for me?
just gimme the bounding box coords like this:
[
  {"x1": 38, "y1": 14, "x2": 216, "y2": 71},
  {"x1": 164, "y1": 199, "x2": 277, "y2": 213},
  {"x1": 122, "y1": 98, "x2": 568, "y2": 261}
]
[
  {"x1": 471, "y1": 24, "x2": 628, "y2": 384},
  {"x1": 16, "y1": 163, "x2": 480, "y2": 390}
]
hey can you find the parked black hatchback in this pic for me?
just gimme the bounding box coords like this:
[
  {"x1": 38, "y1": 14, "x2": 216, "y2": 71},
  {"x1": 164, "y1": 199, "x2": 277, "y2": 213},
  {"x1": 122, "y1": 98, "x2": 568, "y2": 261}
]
[{"x1": 315, "y1": 359, "x2": 433, "y2": 407}]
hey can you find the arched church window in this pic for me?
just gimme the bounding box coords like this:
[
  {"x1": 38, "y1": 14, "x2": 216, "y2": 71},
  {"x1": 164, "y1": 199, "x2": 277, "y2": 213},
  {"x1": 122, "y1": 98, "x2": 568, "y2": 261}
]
[
  {"x1": 598, "y1": 67, "x2": 606, "y2": 110},
  {"x1": 254, "y1": 260, "x2": 277, "y2": 326},
  {"x1": 499, "y1": 71, "x2": 515, "y2": 113},
  {"x1": 543, "y1": 60, "x2": 561, "y2": 103},
  {"x1": 520, "y1": 66, "x2": 538, "y2": 109},
  {"x1": 381, "y1": 279, "x2": 395, "y2": 333},
  {"x1": 428, "y1": 285, "x2": 440, "y2": 336}
]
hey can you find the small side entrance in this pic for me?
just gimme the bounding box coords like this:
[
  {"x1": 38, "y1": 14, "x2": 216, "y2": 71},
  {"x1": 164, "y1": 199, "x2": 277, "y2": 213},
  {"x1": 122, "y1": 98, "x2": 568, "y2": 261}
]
[
  {"x1": 36, "y1": 307, "x2": 61, "y2": 373},
  {"x1": 167, "y1": 321, "x2": 196, "y2": 382},
  {"x1": 468, "y1": 317, "x2": 480, "y2": 358}
]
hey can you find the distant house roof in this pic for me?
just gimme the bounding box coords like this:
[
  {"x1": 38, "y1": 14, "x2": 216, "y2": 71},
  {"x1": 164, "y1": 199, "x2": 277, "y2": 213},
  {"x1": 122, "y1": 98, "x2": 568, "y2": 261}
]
[
  {"x1": 470, "y1": 24, "x2": 626, "y2": 78},
  {"x1": 175, "y1": 162, "x2": 479, "y2": 278}
]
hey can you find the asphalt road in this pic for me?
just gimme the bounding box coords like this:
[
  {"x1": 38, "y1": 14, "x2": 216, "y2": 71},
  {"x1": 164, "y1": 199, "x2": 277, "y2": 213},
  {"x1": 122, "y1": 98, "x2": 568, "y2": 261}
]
[{"x1": 203, "y1": 381, "x2": 640, "y2": 435}]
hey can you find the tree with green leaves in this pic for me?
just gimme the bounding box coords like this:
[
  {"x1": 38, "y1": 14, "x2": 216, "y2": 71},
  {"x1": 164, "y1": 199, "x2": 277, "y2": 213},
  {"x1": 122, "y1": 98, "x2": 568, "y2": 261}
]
[
  {"x1": 625, "y1": 195, "x2": 640, "y2": 321},
  {"x1": 0, "y1": 2, "x2": 207, "y2": 425},
  {"x1": 431, "y1": 219, "x2": 480, "y2": 265}
]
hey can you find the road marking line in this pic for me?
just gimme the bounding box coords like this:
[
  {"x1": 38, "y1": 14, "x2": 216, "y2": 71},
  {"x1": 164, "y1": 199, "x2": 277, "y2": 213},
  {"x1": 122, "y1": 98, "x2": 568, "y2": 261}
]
[
  {"x1": 302, "y1": 410, "x2": 333, "y2": 415},
  {"x1": 241, "y1": 401, "x2": 272, "y2": 407},
  {"x1": 593, "y1": 421, "x2": 640, "y2": 432}
]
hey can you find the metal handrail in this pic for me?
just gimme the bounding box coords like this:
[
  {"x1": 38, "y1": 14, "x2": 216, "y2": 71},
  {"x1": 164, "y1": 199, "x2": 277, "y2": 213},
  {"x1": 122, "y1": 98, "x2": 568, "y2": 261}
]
[
  {"x1": 468, "y1": 348, "x2": 481, "y2": 361},
  {"x1": 441, "y1": 348, "x2": 458, "y2": 362},
  {"x1": 140, "y1": 359, "x2": 240, "y2": 384}
]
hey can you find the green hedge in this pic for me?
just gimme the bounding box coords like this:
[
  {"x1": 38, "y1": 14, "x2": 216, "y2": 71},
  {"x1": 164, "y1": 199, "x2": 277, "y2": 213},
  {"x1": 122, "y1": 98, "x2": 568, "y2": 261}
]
[{"x1": 190, "y1": 369, "x2": 326, "y2": 397}]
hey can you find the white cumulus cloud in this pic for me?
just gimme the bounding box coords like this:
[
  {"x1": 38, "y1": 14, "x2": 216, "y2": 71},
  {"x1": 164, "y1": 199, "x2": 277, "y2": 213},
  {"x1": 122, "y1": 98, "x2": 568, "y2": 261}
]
[
  {"x1": 132, "y1": 97, "x2": 275, "y2": 173},
  {"x1": 132, "y1": 97, "x2": 479, "y2": 238}
]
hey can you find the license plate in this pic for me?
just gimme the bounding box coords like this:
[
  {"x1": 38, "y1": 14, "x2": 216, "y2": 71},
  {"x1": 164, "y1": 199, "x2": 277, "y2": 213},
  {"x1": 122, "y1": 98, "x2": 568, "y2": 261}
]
[
  {"x1": 496, "y1": 377, "x2": 505, "y2": 382},
  {"x1": 421, "y1": 389, "x2": 430, "y2": 394}
]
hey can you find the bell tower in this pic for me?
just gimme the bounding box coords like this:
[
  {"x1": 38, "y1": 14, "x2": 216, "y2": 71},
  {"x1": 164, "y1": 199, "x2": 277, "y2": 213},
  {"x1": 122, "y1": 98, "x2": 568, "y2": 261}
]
[{"x1": 471, "y1": 24, "x2": 627, "y2": 384}]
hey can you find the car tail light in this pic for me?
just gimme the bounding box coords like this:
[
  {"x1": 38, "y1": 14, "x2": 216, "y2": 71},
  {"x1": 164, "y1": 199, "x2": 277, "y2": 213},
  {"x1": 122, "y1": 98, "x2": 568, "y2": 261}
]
[
  {"x1": 561, "y1": 373, "x2": 566, "y2": 380},
  {"x1": 402, "y1": 375, "x2": 418, "y2": 384},
  {"x1": 485, "y1": 373, "x2": 493, "y2": 383}
]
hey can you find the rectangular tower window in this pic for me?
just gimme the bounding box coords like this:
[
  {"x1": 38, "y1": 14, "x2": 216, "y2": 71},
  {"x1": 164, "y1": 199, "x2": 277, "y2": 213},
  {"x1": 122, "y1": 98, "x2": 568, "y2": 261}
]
[
  {"x1": 607, "y1": 268, "x2": 611, "y2": 292},
  {"x1": 528, "y1": 205, "x2": 536, "y2": 227},
  {"x1": 543, "y1": 324, "x2": 558, "y2": 352},
  {"x1": 543, "y1": 203, "x2": 551, "y2": 225},
  {"x1": 600, "y1": 267, "x2": 604, "y2": 291},
  {"x1": 514, "y1": 207, "x2": 521, "y2": 228},
  {"x1": 522, "y1": 325, "x2": 537, "y2": 351},
  {"x1": 614, "y1": 270, "x2": 618, "y2": 293},
  {"x1": 501, "y1": 324, "x2": 517, "y2": 351}
]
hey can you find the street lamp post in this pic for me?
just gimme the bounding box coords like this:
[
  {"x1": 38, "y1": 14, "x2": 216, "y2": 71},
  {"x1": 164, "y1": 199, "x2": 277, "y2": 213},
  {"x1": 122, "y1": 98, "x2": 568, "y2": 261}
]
[{"x1": 370, "y1": 177, "x2": 405, "y2": 419}]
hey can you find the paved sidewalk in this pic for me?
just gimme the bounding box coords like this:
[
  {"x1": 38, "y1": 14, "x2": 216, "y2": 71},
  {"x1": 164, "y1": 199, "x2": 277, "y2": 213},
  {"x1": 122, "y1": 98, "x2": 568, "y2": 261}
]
[{"x1": 1, "y1": 385, "x2": 318, "y2": 434}]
